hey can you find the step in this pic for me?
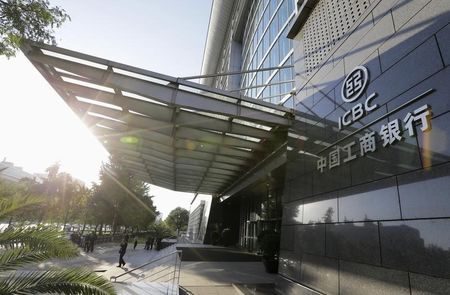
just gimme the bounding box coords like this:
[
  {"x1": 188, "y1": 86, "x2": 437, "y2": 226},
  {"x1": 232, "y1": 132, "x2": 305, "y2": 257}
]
[
  {"x1": 180, "y1": 285, "x2": 240, "y2": 295},
  {"x1": 113, "y1": 282, "x2": 179, "y2": 295}
]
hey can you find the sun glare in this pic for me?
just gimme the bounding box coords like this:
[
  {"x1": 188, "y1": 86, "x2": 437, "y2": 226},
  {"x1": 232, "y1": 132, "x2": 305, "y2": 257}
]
[{"x1": 0, "y1": 54, "x2": 109, "y2": 185}]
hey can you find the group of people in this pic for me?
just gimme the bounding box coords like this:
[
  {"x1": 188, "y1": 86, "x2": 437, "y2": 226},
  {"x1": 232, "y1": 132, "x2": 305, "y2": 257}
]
[
  {"x1": 70, "y1": 232, "x2": 97, "y2": 253},
  {"x1": 117, "y1": 235, "x2": 162, "y2": 268},
  {"x1": 144, "y1": 236, "x2": 155, "y2": 250}
]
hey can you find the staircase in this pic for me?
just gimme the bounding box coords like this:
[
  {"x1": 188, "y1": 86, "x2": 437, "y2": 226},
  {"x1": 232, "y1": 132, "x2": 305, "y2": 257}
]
[{"x1": 111, "y1": 245, "x2": 182, "y2": 295}]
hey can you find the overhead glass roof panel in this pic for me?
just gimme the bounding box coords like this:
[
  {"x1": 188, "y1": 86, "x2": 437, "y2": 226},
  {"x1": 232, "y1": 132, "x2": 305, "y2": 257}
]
[{"x1": 23, "y1": 42, "x2": 292, "y2": 195}]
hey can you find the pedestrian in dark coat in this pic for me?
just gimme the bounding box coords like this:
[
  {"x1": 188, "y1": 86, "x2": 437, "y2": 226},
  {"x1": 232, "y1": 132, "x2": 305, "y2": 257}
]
[
  {"x1": 117, "y1": 236, "x2": 129, "y2": 267},
  {"x1": 84, "y1": 234, "x2": 91, "y2": 252},
  {"x1": 89, "y1": 232, "x2": 97, "y2": 252},
  {"x1": 150, "y1": 237, "x2": 155, "y2": 250},
  {"x1": 144, "y1": 236, "x2": 151, "y2": 250},
  {"x1": 133, "y1": 236, "x2": 138, "y2": 250}
]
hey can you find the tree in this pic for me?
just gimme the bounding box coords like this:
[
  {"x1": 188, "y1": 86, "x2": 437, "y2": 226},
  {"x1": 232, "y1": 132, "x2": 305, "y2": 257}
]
[
  {"x1": 0, "y1": 178, "x2": 44, "y2": 224},
  {"x1": 91, "y1": 156, "x2": 158, "y2": 233},
  {"x1": 149, "y1": 221, "x2": 173, "y2": 240},
  {"x1": 35, "y1": 163, "x2": 89, "y2": 227},
  {"x1": 0, "y1": 0, "x2": 70, "y2": 57},
  {"x1": 165, "y1": 207, "x2": 189, "y2": 234},
  {"x1": 0, "y1": 184, "x2": 115, "y2": 294}
]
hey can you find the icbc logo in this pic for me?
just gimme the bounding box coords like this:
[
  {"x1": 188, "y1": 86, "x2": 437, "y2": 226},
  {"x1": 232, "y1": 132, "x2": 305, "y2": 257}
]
[{"x1": 338, "y1": 66, "x2": 378, "y2": 130}]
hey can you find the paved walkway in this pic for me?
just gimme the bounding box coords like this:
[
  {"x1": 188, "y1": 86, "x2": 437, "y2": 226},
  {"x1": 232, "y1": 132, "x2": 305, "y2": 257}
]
[
  {"x1": 30, "y1": 243, "x2": 277, "y2": 295},
  {"x1": 180, "y1": 261, "x2": 276, "y2": 286}
]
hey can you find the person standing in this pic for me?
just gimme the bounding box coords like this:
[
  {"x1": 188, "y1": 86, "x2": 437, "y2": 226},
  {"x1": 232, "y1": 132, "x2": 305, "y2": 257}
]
[
  {"x1": 117, "y1": 236, "x2": 129, "y2": 267},
  {"x1": 84, "y1": 234, "x2": 91, "y2": 252},
  {"x1": 89, "y1": 232, "x2": 97, "y2": 253},
  {"x1": 133, "y1": 236, "x2": 138, "y2": 250},
  {"x1": 144, "y1": 236, "x2": 151, "y2": 250},
  {"x1": 150, "y1": 236, "x2": 155, "y2": 250}
]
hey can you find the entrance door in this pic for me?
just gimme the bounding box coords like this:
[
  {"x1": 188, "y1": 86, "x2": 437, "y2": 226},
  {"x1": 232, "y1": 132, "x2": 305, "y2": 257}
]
[{"x1": 245, "y1": 220, "x2": 258, "y2": 252}]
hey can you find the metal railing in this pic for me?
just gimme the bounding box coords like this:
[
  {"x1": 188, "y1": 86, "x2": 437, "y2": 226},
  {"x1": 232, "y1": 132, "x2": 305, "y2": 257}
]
[{"x1": 110, "y1": 249, "x2": 183, "y2": 294}]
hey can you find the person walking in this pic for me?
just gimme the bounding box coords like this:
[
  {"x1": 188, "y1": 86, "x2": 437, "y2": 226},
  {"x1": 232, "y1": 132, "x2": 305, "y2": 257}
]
[
  {"x1": 117, "y1": 236, "x2": 129, "y2": 267},
  {"x1": 144, "y1": 236, "x2": 151, "y2": 250},
  {"x1": 133, "y1": 236, "x2": 138, "y2": 250},
  {"x1": 150, "y1": 236, "x2": 155, "y2": 250}
]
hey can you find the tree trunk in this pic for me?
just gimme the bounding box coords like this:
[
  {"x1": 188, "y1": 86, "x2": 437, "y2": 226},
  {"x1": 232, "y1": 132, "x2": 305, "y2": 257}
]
[
  {"x1": 112, "y1": 201, "x2": 118, "y2": 235},
  {"x1": 81, "y1": 218, "x2": 87, "y2": 235}
]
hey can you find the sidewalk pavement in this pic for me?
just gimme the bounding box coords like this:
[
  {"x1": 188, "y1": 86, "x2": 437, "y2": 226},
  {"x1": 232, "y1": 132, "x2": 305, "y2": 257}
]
[{"x1": 27, "y1": 243, "x2": 278, "y2": 294}]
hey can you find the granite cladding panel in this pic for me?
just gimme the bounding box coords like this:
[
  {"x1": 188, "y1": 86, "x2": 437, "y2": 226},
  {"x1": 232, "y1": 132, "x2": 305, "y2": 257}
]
[
  {"x1": 299, "y1": 254, "x2": 339, "y2": 295},
  {"x1": 366, "y1": 36, "x2": 444, "y2": 107},
  {"x1": 326, "y1": 222, "x2": 381, "y2": 265},
  {"x1": 379, "y1": 0, "x2": 450, "y2": 71},
  {"x1": 410, "y1": 272, "x2": 450, "y2": 295},
  {"x1": 436, "y1": 24, "x2": 450, "y2": 66},
  {"x1": 281, "y1": 1, "x2": 450, "y2": 293},
  {"x1": 302, "y1": 193, "x2": 338, "y2": 224},
  {"x1": 343, "y1": 11, "x2": 395, "y2": 74},
  {"x1": 398, "y1": 162, "x2": 450, "y2": 219},
  {"x1": 295, "y1": 224, "x2": 325, "y2": 256},
  {"x1": 283, "y1": 201, "x2": 303, "y2": 225},
  {"x1": 386, "y1": 66, "x2": 450, "y2": 120},
  {"x1": 338, "y1": 177, "x2": 401, "y2": 221},
  {"x1": 339, "y1": 260, "x2": 410, "y2": 295},
  {"x1": 390, "y1": 0, "x2": 429, "y2": 30},
  {"x1": 280, "y1": 225, "x2": 295, "y2": 251},
  {"x1": 278, "y1": 250, "x2": 301, "y2": 282},
  {"x1": 349, "y1": 134, "x2": 421, "y2": 185},
  {"x1": 417, "y1": 112, "x2": 450, "y2": 168},
  {"x1": 380, "y1": 219, "x2": 450, "y2": 278}
]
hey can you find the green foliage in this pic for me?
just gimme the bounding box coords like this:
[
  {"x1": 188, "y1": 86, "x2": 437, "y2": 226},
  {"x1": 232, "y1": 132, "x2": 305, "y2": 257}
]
[
  {"x1": 0, "y1": 226, "x2": 79, "y2": 259},
  {"x1": 89, "y1": 156, "x2": 158, "y2": 232},
  {"x1": 0, "y1": 0, "x2": 70, "y2": 57},
  {"x1": 149, "y1": 221, "x2": 173, "y2": 239},
  {"x1": 0, "y1": 191, "x2": 116, "y2": 294},
  {"x1": 0, "y1": 180, "x2": 43, "y2": 220},
  {"x1": 28, "y1": 162, "x2": 91, "y2": 225},
  {"x1": 165, "y1": 207, "x2": 189, "y2": 233},
  {"x1": 0, "y1": 268, "x2": 115, "y2": 295}
]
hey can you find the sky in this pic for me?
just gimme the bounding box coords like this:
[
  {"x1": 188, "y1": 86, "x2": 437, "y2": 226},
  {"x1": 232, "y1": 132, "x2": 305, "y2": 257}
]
[{"x1": 0, "y1": 0, "x2": 213, "y2": 218}]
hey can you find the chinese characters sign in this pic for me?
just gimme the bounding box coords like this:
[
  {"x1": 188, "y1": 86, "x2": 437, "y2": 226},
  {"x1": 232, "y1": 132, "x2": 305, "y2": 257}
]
[
  {"x1": 316, "y1": 65, "x2": 433, "y2": 173},
  {"x1": 317, "y1": 104, "x2": 432, "y2": 172}
]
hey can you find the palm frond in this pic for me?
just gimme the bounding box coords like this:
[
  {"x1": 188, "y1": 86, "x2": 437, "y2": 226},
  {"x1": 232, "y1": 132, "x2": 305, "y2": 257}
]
[
  {"x1": 0, "y1": 227, "x2": 78, "y2": 259},
  {"x1": 0, "y1": 268, "x2": 116, "y2": 295},
  {"x1": 0, "y1": 195, "x2": 43, "y2": 220},
  {"x1": 0, "y1": 247, "x2": 49, "y2": 271}
]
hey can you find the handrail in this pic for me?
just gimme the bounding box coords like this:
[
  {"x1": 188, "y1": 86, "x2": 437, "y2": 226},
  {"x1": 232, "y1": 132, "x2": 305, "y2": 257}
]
[{"x1": 110, "y1": 250, "x2": 182, "y2": 282}]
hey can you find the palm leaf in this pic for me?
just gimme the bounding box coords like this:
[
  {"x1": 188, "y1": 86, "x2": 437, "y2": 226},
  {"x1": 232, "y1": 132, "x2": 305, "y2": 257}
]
[
  {"x1": 0, "y1": 268, "x2": 116, "y2": 295},
  {"x1": 0, "y1": 195, "x2": 43, "y2": 220},
  {"x1": 0, "y1": 227, "x2": 79, "y2": 259},
  {"x1": 0, "y1": 247, "x2": 50, "y2": 271}
]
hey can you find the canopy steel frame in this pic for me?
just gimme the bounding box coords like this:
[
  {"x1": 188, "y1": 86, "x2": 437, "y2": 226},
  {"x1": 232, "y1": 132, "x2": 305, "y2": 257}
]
[{"x1": 22, "y1": 41, "x2": 292, "y2": 195}]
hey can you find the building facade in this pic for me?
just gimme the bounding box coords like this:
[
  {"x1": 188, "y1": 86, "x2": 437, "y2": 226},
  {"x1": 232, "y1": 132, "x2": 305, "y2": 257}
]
[
  {"x1": 199, "y1": 0, "x2": 297, "y2": 250},
  {"x1": 202, "y1": 0, "x2": 450, "y2": 294},
  {"x1": 280, "y1": 0, "x2": 450, "y2": 294},
  {"x1": 22, "y1": 0, "x2": 450, "y2": 293},
  {"x1": 201, "y1": 0, "x2": 296, "y2": 105},
  {"x1": 0, "y1": 160, "x2": 36, "y2": 182}
]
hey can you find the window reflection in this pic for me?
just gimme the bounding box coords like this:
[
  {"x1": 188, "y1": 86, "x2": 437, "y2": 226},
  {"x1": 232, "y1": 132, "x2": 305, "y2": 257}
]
[
  {"x1": 303, "y1": 194, "x2": 337, "y2": 224},
  {"x1": 381, "y1": 219, "x2": 450, "y2": 278}
]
